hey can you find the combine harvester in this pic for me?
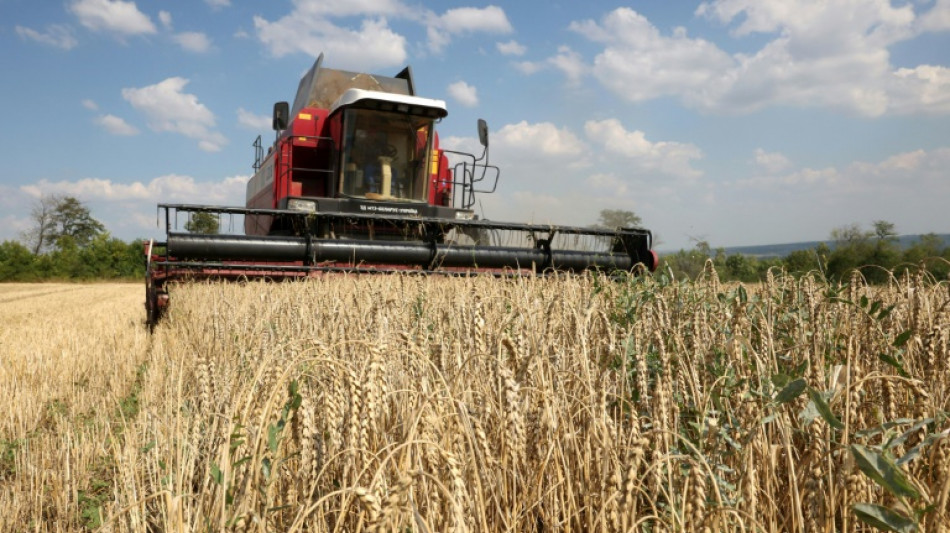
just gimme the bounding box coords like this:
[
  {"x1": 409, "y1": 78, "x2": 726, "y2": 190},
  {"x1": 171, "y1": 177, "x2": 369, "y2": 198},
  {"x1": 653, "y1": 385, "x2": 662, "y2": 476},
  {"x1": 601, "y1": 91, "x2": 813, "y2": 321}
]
[{"x1": 145, "y1": 54, "x2": 657, "y2": 326}]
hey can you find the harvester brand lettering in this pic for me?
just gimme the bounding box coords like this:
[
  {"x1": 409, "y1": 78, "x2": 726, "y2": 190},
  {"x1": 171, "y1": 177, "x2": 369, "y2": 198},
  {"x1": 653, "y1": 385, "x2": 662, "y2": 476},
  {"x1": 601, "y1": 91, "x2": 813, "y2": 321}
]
[{"x1": 359, "y1": 204, "x2": 418, "y2": 215}]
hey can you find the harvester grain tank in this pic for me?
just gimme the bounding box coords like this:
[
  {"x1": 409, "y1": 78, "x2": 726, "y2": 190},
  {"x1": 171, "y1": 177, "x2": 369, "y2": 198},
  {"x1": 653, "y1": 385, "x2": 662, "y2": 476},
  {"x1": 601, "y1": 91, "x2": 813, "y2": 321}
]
[{"x1": 145, "y1": 54, "x2": 657, "y2": 326}]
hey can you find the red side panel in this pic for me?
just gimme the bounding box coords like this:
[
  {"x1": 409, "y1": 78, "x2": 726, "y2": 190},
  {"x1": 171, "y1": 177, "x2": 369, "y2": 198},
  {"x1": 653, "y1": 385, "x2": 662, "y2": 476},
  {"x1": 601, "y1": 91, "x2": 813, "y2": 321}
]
[{"x1": 275, "y1": 108, "x2": 332, "y2": 204}]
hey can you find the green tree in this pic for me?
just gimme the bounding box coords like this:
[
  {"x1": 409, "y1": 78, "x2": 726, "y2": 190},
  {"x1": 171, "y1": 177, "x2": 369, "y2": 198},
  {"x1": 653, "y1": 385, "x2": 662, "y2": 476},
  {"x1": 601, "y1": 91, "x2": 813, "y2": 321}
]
[
  {"x1": 872, "y1": 220, "x2": 898, "y2": 242},
  {"x1": 0, "y1": 240, "x2": 36, "y2": 281},
  {"x1": 595, "y1": 209, "x2": 642, "y2": 229},
  {"x1": 184, "y1": 211, "x2": 220, "y2": 234},
  {"x1": 50, "y1": 197, "x2": 106, "y2": 248},
  {"x1": 22, "y1": 194, "x2": 64, "y2": 254},
  {"x1": 24, "y1": 195, "x2": 105, "y2": 252},
  {"x1": 784, "y1": 249, "x2": 821, "y2": 274}
]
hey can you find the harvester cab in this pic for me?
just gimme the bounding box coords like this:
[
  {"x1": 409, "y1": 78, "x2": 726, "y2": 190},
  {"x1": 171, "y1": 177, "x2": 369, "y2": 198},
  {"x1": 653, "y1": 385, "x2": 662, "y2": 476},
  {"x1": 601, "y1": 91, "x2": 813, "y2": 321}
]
[{"x1": 144, "y1": 53, "x2": 657, "y2": 327}]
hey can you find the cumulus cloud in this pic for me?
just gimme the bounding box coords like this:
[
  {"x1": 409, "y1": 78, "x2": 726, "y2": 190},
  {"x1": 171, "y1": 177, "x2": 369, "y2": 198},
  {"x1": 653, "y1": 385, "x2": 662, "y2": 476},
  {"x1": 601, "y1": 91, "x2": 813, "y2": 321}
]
[
  {"x1": 15, "y1": 25, "x2": 78, "y2": 50},
  {"x1": 495, "y1": 121, "x2": 585, "y2": 158},
  {"x1": 548, "y1": 46, "x2": 589, "y2": 84},
  {"x1": 205, "y1": 0, "x2": 231, "y2": 9},
  {"x1": 561, "y1": 4, "x2": 950, "y2": 116},
  {"x1": 751, "y1": 148, "x2": 791, "y2": 174},
  {"x1": 122, "y1": 77, "x2": 227, "y2": 152},
  {"x1": 95, "y1": 114, "x2": 139, "y2": 136},
  {"x1": 237, "y1": 107, "x2": 271, "y2": 130},
  {"x1": 569, "y1": 9, "x2": 733, "y2": 104},
  {"x1": 496, "y1": 40, "x2": 526, "y2": 56},
  {"x1": 17, "y1": 174, "x2": 250, "y2": 237},
  {"x1": 253, "y1": 0, "x2": 408, "y2": 69},
  {"x1": 255, "y1": 15, "x2": 407, "y2": 70},
  {"x1": 82, "y1": 99, "x2": 99, "y2": 111},
  {"x1": 173, "y1": 31, "x2": 212, "y2": 53},
  {"x1": 447, "y1": 81, "x2": 479, "y2": 107},
  {"x1": 69, "y1": 0, "x2": 157, "y2": 37},
  {"x1": 254, "y1": 2, "x2": 513, "y2": 66},
  {"x1": 513, "y1": 61, "x2": 543, "y2": 75},
  {"x1": 584, "y1": 119, "x2": 703, "y2": 178},
  {"x1": 22, "y1": 174, "x2": 247, "y2": 202},
  {"x1": 427, "y1": 5, "x2": 513, "y2": 52},
  {"x1": 158, "y1": 11, "x2": 172, "y2": 30}
]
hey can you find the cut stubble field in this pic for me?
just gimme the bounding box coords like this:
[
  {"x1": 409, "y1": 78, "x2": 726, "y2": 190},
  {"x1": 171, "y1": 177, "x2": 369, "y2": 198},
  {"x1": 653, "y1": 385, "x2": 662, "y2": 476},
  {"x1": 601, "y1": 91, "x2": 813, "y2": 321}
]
[{"x1": 0, "y1": 270, "x2": 948, "y2": 532}]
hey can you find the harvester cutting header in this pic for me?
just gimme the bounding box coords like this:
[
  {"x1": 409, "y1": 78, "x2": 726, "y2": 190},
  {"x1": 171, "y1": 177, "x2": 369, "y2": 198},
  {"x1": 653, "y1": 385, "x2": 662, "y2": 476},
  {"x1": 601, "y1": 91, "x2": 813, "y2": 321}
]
[{"x1": 145, "y1": 53, "x2": 657, "y2": 326}]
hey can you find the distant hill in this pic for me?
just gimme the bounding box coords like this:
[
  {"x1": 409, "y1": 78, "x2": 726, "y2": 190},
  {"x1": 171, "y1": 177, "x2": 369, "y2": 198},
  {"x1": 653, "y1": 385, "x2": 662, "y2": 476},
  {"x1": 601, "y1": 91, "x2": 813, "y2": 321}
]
[{"x1": 664, "y1": 234, "x2": 950, "y2": 259}]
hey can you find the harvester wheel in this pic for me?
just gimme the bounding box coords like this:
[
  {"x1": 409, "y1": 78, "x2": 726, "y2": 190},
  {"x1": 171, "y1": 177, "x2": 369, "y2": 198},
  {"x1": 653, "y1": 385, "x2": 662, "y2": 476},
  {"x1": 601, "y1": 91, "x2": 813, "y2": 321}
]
[{"x1": 145, "y1": 286, "x2": 167, "y2": 329}]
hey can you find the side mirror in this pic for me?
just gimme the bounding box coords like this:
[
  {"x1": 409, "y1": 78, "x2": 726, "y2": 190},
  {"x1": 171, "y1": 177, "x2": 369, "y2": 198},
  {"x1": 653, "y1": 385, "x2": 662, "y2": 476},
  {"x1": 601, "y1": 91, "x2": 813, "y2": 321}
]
[
  {"x1": 477, "y1": 118, "x2": 489, "y2": 147},
  {"x1": 273, "y1": 101, "x2": 289, "y2": 131}
]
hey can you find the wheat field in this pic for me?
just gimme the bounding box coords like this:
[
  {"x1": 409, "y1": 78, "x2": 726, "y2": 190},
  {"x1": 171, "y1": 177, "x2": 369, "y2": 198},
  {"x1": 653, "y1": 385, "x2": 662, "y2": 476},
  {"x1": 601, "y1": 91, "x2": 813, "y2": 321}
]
[{"x1": 0, "y1": 269, "x2": 948, "y2": 532}]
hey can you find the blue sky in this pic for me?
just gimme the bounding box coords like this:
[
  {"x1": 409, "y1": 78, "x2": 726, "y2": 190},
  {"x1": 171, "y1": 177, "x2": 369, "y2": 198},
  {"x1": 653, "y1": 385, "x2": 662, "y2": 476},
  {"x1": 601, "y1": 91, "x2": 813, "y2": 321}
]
[{"x1": 2, "y1": 0, "x2": 949, "y2": 250}]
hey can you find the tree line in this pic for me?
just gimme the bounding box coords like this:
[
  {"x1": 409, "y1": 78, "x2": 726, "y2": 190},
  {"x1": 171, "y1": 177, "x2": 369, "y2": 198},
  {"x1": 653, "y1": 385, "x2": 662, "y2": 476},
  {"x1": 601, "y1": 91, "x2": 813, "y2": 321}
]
[
  {"x1": 0, "y1": 195, "x2": 219, "y2": 281},
  {"x1": 0, "y1": 202, "x2": 946, "y2": 282},
  {"x1": 595, "y1": 210, "x2": 950, "y2": 284},
  {"x1": 658, "y1": 221, "x2": 950, "y2": 283}
]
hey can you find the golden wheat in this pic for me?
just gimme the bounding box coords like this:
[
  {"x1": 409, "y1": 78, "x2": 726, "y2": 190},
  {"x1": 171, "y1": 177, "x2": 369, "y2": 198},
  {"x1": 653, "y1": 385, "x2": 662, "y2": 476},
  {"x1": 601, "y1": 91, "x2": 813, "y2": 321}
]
[{"x1": 1, "y1": 270, "x2": 948, "y2": 531}]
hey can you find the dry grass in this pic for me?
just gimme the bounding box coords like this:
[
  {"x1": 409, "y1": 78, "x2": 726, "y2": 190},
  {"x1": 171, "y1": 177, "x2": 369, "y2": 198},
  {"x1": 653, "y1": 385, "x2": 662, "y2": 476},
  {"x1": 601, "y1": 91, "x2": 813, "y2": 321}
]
[{"x1": 1, "y1": 270, "x2": 948, "y2": 532}]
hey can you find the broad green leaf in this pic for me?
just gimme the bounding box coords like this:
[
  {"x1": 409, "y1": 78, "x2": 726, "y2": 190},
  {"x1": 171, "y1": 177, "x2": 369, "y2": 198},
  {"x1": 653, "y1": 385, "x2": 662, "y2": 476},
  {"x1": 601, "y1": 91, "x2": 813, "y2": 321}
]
[
  {"x1": 808, "y1": 388, "x2": 844, "y2": 430},
  {"x1": 261, "y1": 457, "x2": 272, "y2": 480},
  {"x1": 893, "y1": 330, "x2": 913, "y2": 348},
  {"x1": 855, "y1": 419, "x2": 918, "y2": 439},
  {"x1": 887, "y1": 419, "x2": 933, "y2": 452},
  {"x1": 210, "y1": 462, "x2": 223, "y2": 485},
  {"x1": 850, "y1": 444, "x2": 921, "y2": 500},
  {"x1": 775, "y1": 378, "x2": 807, "y2": 404},
  {"x1": 878, "y1": 353, "x2": 909, "y2": 378},
  {"x1": 852, "y1": 503, "x2": 916, "y2": 533},
  {"x1": 268, "y1": 424, "x2": 279, "y2": 453},
  {"x1": 771, "y1": 373, "x2": 791, "y2": 388}
]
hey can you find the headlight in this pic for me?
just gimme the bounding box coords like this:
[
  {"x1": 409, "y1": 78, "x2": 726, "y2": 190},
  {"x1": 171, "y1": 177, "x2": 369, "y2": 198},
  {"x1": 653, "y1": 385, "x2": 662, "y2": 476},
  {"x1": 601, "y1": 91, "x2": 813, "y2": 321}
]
[
  {"x1": 454, "y1": 210, "x2": 476, "y2": 220},
  {"x1": 287, "y1": 199, "x2": 317, "y2": 212}
]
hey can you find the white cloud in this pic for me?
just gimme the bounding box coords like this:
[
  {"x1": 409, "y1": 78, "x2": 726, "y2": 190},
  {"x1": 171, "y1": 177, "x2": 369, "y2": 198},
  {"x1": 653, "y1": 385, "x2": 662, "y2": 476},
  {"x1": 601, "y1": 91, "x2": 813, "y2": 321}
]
[
  {"x1": 173, "y1": 31, "x2": 212, "y2": 53},
  {"x1": 584, "y1": 119, "x2": 703, "y2": 178},
  {"x1": 565, "y1": 4, "x2": 950, "y2": 116},
  {"x1": 427, "y1": 5, "x2": 513, "y2": 52},
  {"x1": 569, "y1": 8, "x2": 733, "y2": 103},
  {"x1": 158, "y1": 11, "x2": 172, "y2": 30},
  {"x1": 15, "y1": 25, "x2": 78, "y2": 50},
  {"x1": 439, "y1": 6, "x2": 512, "y2": 33},
  {"x1": 496, "y1": 40, "x2": 525, "y2": 56},
  {"x1": 82, "y1": 99, "x2": 99, "y2": 111},
  {"x1": 95, "y1": 114, "x2": 139, "y2": 136},
  {"x1": 751, "y1": 148, "x2": 791, "y2": 174},
  {"x1": 447, "y1": 81, "x2": 479, "y2": 107},
  {"x1": 122, "y1": 77, "x2": 227, "y2": 152},
  {"x1": 918, "y1": 0, "x2": 950, "y2": 32},
  {"x1": 495, "y1": 121, "x2": 585, "y2": 158},
  {"x1": 20, "y1": 174, "x2": 249, "y2": 204},
  {"x1": 513, "y1": 61, "x2": 543, "y2": 75},
  {"x1": 69, "y1": 0, "x2": 157, "y2": 36},
  {"x1": 16, "y1": 174, "x2": 251, "y2": 238},
  {"x1": 548, "y1": 46, "x2": 588, "y2": 84},
  {"x1": 255, "y1": 15, "x2": 407, "y2": 70},
  {"x1": 237, "y1": 107, "x2": 271, "y2": 130},
  {"x1": 205, "y1": 0, "x2": 231, "y2": 9}
]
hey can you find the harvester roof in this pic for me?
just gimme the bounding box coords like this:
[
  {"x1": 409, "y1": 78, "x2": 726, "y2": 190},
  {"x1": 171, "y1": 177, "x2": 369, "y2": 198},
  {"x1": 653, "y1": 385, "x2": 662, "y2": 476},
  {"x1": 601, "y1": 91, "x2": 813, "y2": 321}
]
[{"x1": 329, "y1": 89, "x2": 448, "y2": 118}]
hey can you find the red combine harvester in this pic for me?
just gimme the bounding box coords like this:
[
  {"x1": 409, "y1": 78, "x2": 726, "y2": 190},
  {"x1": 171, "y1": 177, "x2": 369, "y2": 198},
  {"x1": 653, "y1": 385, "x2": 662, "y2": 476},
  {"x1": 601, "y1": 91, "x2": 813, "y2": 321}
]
[{"x1": 145, "y1": 54, "x2": 657, "y2": 326}]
